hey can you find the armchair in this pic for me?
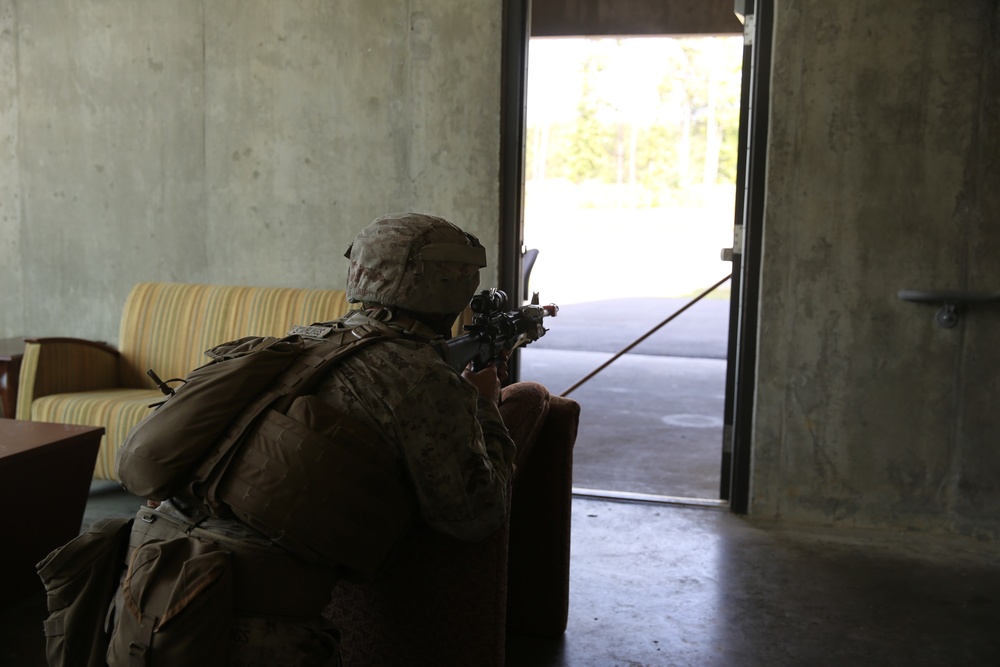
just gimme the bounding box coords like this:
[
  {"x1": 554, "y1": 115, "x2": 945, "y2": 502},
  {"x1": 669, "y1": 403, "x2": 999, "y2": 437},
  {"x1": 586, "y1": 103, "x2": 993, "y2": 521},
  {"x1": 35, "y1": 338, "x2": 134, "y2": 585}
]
[{"x1": 326, "y1": 384, "x2": 580, "y2": 666}]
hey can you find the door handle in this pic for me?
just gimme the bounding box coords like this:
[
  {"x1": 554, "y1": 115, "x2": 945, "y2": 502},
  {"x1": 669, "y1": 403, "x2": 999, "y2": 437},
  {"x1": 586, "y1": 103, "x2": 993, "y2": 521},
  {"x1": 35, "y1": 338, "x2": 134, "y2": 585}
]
[
  {"x1": 720, "y1": 225, "x2": 744, "y2": 263},
  {"x1": 898, "y1": 290, "x2": 1000, "y2": 328}
]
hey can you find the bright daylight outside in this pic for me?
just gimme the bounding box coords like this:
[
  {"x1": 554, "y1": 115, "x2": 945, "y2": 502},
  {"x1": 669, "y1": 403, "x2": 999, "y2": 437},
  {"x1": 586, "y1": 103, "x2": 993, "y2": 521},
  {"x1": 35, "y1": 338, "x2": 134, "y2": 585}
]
[{"x1": 520, "y1": 36, "x2": 744, "y2": 499}]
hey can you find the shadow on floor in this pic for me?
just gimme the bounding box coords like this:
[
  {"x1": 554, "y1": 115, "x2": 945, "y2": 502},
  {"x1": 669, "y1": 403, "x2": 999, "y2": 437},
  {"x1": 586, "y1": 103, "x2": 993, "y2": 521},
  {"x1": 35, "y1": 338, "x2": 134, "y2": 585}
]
[{"x1": 4, "y1": 485, "x2": 998, "y2": 667}]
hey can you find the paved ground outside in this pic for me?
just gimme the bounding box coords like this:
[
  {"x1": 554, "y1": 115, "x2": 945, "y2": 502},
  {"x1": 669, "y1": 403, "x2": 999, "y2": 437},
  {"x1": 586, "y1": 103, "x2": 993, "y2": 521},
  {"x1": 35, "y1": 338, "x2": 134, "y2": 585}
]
[{"x1": 519, "y1": 296, "x2": 731, "y2": 500}]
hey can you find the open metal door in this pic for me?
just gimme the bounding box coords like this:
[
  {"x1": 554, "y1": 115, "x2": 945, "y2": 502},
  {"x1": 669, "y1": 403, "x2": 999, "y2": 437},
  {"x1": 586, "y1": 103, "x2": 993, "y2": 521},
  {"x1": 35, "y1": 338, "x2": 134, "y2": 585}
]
[
  {"x1": 720, "y1": 0, "x2": 773, "y2": 513},
  {"x1": 500, "y1": 0, "x2": 765, "y2": 505}
]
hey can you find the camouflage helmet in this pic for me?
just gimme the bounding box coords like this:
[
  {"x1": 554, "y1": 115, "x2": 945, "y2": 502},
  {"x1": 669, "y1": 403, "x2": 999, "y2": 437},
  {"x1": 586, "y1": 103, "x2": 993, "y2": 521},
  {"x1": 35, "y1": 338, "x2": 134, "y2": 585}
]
[{"x1": 344, "y1": 212, "x2": 487, "y2": 314}]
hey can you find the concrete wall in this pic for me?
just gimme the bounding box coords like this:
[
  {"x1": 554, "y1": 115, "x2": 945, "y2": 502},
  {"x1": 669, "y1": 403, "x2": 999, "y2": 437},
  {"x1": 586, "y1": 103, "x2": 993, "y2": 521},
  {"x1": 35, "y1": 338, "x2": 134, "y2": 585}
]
[
  {"x1": 0, "y1": 2, "x2": 22, "y2": 331},
  {"x1": 0, "y1": 0, "x2": 503, "y2": 343},
  {"x1": 753, "y1": 0, "x2": 1000, "y2": 538},
  {"x1": 4, "y1": 0, "x2": 998, "y2": 540}
]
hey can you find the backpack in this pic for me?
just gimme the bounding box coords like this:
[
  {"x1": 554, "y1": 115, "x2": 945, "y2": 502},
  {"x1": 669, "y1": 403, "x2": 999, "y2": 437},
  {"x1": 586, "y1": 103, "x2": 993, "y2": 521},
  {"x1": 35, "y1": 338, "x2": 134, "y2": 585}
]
[
  {"x1": 105, "y1": 534, "x2": 234, "y2": 667},
  {"x1": 35, "y1": 516, "x2": 134, "y2": 667},
  {"x1": 118, "y1": 316, "x2": 419, "y2": 577},
  {"x1": 116, "y1": 320, "x2": 392, "y2": 504}
]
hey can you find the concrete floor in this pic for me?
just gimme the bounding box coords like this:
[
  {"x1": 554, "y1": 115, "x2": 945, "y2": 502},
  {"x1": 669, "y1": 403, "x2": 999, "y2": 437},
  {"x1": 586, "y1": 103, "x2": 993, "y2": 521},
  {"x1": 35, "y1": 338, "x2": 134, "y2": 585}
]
[
  {"x1": 3, "y1": 484, "x2": 998, "y2": 667},
  {"x1": 520, "y1": 296, "x2": 732, "y2": 501},
  {"x1": 508, "y1": 499, "x2": 1000, "y2": 667},
  {"x1": 522, "y1": 347, "x2": 726, "y2": 500}
]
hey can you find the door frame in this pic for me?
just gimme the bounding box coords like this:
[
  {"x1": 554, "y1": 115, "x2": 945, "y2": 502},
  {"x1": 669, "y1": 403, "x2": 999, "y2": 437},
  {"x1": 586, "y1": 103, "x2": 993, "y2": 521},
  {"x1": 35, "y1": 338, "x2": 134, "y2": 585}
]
[
  {"x1": 498, "y1": 0, "x2": 772, "y2": 513},
  {"x1": 498, "y1": 0, "x2": 532, "y2": 381}
]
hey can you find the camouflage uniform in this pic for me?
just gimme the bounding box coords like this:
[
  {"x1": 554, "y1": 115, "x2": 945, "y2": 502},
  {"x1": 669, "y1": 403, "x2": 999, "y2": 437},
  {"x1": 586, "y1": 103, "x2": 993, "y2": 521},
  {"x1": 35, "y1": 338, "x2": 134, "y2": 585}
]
[
  {"x1": 315, "y1": 309, "x2": 516, "y2": 541},
  {"x1": 211, "y1": 307, "x2": 515, "y2": 667},
  {"x1": 119, "y1": 213, "x2": 520, "y2": 667},
  {"x1": 333, "y1": 212, "x2": 515, "y2": 538}
]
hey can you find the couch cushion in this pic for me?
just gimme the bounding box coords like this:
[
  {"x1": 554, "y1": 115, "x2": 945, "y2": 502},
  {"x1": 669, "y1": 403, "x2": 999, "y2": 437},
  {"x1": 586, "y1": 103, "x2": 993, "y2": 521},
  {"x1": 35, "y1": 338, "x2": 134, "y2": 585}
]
[
  {"x1": 31, "y1": 389, "x2": 161, "y2": 480},
  {"x1": 117, "y1": 283, "x2": 351, "y2": 388}
]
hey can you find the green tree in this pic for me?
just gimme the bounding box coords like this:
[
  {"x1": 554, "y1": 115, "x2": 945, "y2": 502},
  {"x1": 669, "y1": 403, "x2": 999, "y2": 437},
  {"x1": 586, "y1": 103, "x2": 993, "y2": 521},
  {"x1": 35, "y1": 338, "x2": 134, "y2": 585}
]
[
  {"x1": 565, "y1": 54, "x2": 616, "y2": 184},
  {"x1": 524, "y1": 36, "x2": 744, "y2": 204}
]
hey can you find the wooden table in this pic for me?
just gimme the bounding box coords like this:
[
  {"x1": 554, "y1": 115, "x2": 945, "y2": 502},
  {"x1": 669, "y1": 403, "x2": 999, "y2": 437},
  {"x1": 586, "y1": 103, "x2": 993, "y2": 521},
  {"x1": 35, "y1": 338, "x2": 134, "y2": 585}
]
[
  {"x1": 0, "y1": 419, "x2": 103, "y2": 606},
  {"x1": 0, "y1": 338, "x2": 25, "y2": 419}
]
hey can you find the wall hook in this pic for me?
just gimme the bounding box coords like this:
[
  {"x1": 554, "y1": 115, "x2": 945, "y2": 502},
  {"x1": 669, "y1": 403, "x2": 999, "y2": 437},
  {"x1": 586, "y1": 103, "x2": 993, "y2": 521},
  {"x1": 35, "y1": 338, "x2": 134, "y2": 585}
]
[{"x1": 897, "y1": 290, "x2": 1000, "y2": 329}]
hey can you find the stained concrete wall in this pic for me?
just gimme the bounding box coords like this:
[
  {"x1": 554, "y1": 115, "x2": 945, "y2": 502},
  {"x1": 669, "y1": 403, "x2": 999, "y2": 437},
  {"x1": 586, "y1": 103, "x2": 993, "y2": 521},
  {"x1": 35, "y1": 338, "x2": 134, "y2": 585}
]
[
  {"x1": 0, "y1": 2, "x2": 21, "y2": 330},
  {"x1": 0, "y1": 0, "x2": 502, "y2": 342},
  {"x1": 753, "y1": 0, "x2": 1000, "y2": 538},
  {"x1": 4, "y1": 0, "x2": 998, "y2": 540}
]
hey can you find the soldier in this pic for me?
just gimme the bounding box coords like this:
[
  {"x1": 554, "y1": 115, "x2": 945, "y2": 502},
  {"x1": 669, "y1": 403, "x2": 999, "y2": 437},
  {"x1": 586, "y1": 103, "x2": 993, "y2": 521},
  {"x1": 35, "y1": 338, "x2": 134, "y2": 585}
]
[{"x1": 109, "y1": 212, "x2": 545, "y2": 667}]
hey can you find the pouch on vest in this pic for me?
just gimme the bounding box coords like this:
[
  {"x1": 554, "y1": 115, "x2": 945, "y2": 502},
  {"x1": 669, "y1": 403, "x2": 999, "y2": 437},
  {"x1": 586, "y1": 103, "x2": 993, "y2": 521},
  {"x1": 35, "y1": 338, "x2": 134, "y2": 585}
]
[
  {"x1": 214, "y1": 394, "x2": 418, "y2": 579},
  {"x1": 35, "y1": 516, "x2": 134, "y2": 667},
  {"x1": 117, "y1": 335, "x2": 304, "y2": 500},
  {"x1": 106, "y1": 536, "x2": 233, "y2": 667}
]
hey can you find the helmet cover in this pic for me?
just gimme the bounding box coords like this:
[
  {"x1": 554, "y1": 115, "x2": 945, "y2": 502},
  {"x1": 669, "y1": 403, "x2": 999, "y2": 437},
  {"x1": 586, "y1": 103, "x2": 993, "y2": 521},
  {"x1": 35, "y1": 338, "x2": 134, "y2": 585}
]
[{"x1": 344, "y1": 212, "x2": 487, "y2": 314}]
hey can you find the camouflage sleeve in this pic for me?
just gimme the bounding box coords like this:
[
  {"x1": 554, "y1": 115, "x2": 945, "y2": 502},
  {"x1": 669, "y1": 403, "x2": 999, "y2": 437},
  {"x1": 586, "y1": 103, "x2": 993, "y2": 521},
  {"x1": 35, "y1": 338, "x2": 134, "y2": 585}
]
[{"x1": 391, "y1": 363, "x2": 516, "y2": 542}]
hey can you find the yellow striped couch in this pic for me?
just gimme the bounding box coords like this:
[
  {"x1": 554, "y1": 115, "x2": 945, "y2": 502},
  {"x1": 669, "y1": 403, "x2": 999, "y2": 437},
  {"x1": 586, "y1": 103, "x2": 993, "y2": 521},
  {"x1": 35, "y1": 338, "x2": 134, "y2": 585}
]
[{"x1": 16, "y1": 282, "x2": 353, "y2": 481}]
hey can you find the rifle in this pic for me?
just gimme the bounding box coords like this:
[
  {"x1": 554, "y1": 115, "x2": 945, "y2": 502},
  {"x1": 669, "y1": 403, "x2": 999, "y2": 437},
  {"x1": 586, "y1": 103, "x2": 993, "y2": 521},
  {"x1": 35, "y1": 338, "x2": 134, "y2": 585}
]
[{"x1": 436, "y1": 288, "x2": 558, "y2": 373}]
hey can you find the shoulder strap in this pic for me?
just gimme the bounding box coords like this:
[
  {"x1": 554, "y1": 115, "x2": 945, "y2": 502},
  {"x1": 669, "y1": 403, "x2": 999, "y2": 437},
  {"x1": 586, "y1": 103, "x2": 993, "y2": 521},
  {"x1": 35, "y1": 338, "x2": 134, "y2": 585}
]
[{"x1": 183, "y1": 322, "x2": 395, "y2": 513}]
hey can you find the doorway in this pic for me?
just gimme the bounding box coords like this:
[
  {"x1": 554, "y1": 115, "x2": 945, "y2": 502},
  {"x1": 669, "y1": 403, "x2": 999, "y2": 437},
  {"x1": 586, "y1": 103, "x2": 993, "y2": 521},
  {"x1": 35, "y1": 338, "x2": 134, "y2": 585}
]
[{"x1": 516, "y1": 35, "x2": 743, "y2": 501}]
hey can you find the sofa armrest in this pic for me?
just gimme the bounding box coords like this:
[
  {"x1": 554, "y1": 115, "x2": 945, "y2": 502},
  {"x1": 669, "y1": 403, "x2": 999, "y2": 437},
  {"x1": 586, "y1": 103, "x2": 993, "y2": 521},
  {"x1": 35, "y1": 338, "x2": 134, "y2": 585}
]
[
  {"x1": 16, "y1": 338, "x2": 121, "y2": 420},
  {"x1": 506, "y1": 393, "x2": 580, "y2": 638}
]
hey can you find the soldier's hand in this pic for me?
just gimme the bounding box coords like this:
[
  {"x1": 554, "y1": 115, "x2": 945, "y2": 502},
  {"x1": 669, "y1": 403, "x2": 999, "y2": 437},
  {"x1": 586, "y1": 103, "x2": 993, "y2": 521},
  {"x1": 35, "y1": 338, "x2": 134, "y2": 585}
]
[
  {"x1": 463, "y1": 364, "x2": 501, "y2": 402},
  {"x1": 495, "y1": 350, "x2": 511, "y2": 384}
]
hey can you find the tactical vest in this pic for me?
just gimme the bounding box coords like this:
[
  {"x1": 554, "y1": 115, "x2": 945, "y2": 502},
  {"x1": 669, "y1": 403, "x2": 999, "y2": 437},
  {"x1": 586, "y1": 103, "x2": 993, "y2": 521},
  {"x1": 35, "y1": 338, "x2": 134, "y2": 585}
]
[
  {"x1": 206, "y1": 389, "x2": 418, "y2": 578},
  {"x1": 118, "y1": 316, "x2": 420, "y2": 579}
]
